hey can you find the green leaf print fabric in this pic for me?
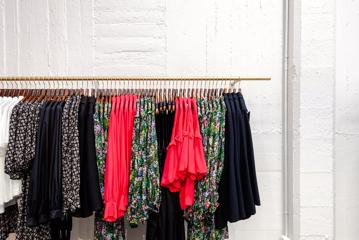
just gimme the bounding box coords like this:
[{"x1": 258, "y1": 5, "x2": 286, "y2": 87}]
[
  {"x1": 94, "y1": 100, "x2": 125, "y2": 240},
  {"x1": 127, "y1": 97, "x2": 161, "y2": 227},
  {"x1": 185, "y1": 97, "x2": 229, "y2": 240}
]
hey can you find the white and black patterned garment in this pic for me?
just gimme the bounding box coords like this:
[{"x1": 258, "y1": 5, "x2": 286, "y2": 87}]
[
  {"x1": 4, "y1": 100, "x2": 51, "y2": 240},
  {"x1": 0, "y1": 204, "x2": 18, "y2": 239},
  {"x1": 62, "y1": 95, "x2": 81, "y2": 213},
  {"x1": 4, "y1": 102, "x2": 22, "y2": 179}
]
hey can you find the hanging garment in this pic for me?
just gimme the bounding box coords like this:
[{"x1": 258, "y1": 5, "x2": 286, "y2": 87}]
[
  {"x1": 161, "y1": 98, "x2": 207, "y2": 210},
  {"x1": 185, "y1": 97, "x2": 228, "y2": 240},
  {"x1": 5, "y1": 101, "x2": 38, "y2": 180},
  {"x1": 146, "y1": 106, "x2": 185, "y2": 240},
  {"x1": 94, "y1": 99, "x2": 125, "y2": 240},
  {"x1": 215, "y1": 92, "x2": 260, "y2": 229},
  {"x1": 61, "y1": 95, "x2": 81, "y2": 213},
  {"x1": 104, "y1": 95, "x2": 137, "y2": 222},
  {"x1": 25, "y1": 98, "x2": 78, "y2": 239},
  {"x1": 49, "y1": 101, "x2": 65, "y2": 219},
  {"x1": 0, "y1": 198, "x2": 18, "y2": 239},
  {"x1": 0, "y1": 96, "x2": 22, "y2": 214},
  {"x1": 73, "y1": 96, "x2": 103, "y2": 218},
  {"x1": 127, "y1": 96, "x2": 161, "y2": 227},
  {"x1": 49, "y1": 213, "x2": 72, "y2": 240},
  {"x1": 0, "y1": 89, "x2": 260, "y2": 240},
  {"x1": 5, "y1": 100, "x2": 51, "y2": 240},
  {"x1": 27, "y1": 100, "x2": 65, "y2": 226}
]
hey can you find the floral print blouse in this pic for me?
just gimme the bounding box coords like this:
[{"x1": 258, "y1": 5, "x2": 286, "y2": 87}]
[
  {"x1": 185, "y1": 97, "x2": 228, "y2": 240},
  {"x1": 62, "y1": 95, "x2": 81, "y2": 213},
  {"x1": 94, "y1": 99, "x2": 125, "y2": 240},
  {"x1": 5, "y1": 101, "x2": 51, "y2": 240},
  {"x1": 127, "y1": 96, "x2": 161, "y2": 227}
]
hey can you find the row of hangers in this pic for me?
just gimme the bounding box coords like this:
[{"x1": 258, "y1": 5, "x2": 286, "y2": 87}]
[
  {"x1": 0, "y1": 80, "x2": 241, "y2": 113},
  {"x1": 0, "y1": 88, "x2": 240, "y2": 113},
  {"x1": 0, "y1": 87, "x2": 240, "y2": 98}
]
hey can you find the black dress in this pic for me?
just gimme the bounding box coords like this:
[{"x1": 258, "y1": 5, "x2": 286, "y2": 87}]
[
  {"x1": 146, "y1": 105, "x2": 185, "y2": 240},
  {"x1": 28, "y1": 101, "x2": 67, "y2": 224},
  {"x1": 27, "y1": 101, "x2": 53, "y2": 226},
  {"x1": 215, "y1": 92, "x2": 260, "y2": 229},
  {"x1": 73, "y1": 96, "x2": 103, "y2": 218},
  {"x1": 49, "y1": 101, "x2": 65, "y2": 220}
]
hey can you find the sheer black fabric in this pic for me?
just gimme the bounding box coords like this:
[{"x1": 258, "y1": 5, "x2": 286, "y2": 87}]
[{"x1": 146, "y1": 107, "x2": 185, "y2": 240}]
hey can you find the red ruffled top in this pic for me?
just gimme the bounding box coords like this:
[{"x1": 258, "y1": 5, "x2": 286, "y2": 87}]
[{"x1": 161, "y1": 98, "x2": 207, "y2": 210}]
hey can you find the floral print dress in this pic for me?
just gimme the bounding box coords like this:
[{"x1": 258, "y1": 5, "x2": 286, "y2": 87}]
[
  {"x1": 185, "y1": 97, "x2": 228, "y2": 240},
  {"x1": 127, "y1": 96, "x2": 161, "y2": 227},
  {"x1": 94, "y1": 99, "x2": 125, "y2": 240},
  {"x1": 5, "y1": 100, "x2": 51, "y2": 240},
  {"x1": 62, "y1": 95, "x2": 81, "y2": 213}
]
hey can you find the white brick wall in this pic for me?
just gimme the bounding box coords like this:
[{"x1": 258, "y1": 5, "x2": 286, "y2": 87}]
[
  {"x1": 299, "y1": 0, "x2": 335, "y2": 239},
  {"x1": 0, "y1": 0, "x2": 284, "y2": 239},
  {"x1": 335, "y1": 0, "x2": 359, "y2": 239},
  {"x1": 3, "y1": 0, "x2": 358, "y2": 238}
]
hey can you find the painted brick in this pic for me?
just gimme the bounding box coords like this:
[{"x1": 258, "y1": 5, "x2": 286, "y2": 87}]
[
  {"x1": 300, "y1": 207, "x2": 333, "y2": 237},
  {"x1": 335, "y1": 134, "x2": 359, "y2": 239},
  {"x1": 95, "y1": 23, "x2": 165, "y2": 38},
  {"x1": 300, "y1": 236, "x2": 331, "y2": 240},
  {"x1": 94, "y1": 0, "x2": 165, "y2": 11},
  {"x1": 95, "y1": 10, "x2": 165, "y2": 24},
  {"x1": 95, "y1": 37, "x2": 165, "y2": 54},
  {"x1": 301, "y1": 13, "x2": 335, "y2": 41},
  {"x1": 300, "y1": 173, "x2": 333, "y2": 207},
  {"x1": 252, "y1": 132, "x2": 282, "y2": 172},
  {"x1": 301, "y1": 0, "x2": 334, "y2": 14},
  {"x1": 301, "y1": 39, "x2": 335, "y2": 68},
  {"x1": 0, "y1": 0, "x2": 5, "y2": 74},
  {"x1": 300, "y1": 137, "x2": 333, "y2": 173},
  {"x1": 300, "y1": 0, "x2": 335, "y2": 239},
  {"x1": 300, "y1": 107, "x2": 334, "y2": 139},
  {"x1": 234, "y1": 172, "x2": 282, "y2": 231},
  {"x1": 300, "y1": 67, "x2": 334, "y2": 109}
]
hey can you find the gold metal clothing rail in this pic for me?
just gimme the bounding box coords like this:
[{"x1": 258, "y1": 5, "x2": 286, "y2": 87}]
[{"x1": 0, "y1": 76, "x2": 271, "y2": 86}]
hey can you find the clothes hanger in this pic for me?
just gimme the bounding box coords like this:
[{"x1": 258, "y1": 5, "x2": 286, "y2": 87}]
[
  {"x1": 0, "y1": 81, "x2": 4, "y2": 96},
  {"x1": 203, "y1": 81, "x2": 207, "y2": 99},
  {"x1": 86, "y1": 80, "x2": 90, "y2": 96},
  {"x1": 76, "y1": 80, "x2": 81, "y2": 96},
  {"x1": 56, "y1": 81, "x2": 63, "y2": 101},
  {"x1": 209, "y1": 81, "x2": 214, "y2": 99},
  {"x1": 30, "y1": 82, "x2": 37, "y2": 100},
  {"x1": 60, "y1": 81, "x2": 65, "y2": 100},
  {"x1": 9, "y1": 82, "x2": 15, "y2": 97},
  {"x1": 214, "y1": 81, "x2": 219, "y2": 97},
  {"x1": 19, "y1": 81, "x2": 28, "y2": 100},
  {"x1": 2, "y1": 82, "x2": 7, "y2": 96},
  {"x1": 99, "y1": 81, "x2": 104, "y2": 103},
  {"x1": 104, "y1": 81, "x2": 109, "y2": 104},
  {"x1": 91, "y1": 80, "x2": 95, "y2": 97},
  {"x1": 164, "y1": 85, "x2": 168, "y2": 113},
  {"x1": 172, "y1": 82, "x2": 176, "y2": 112},
  {"x1": 25, "y1": 82, "x2": 35, "y2": 102}
]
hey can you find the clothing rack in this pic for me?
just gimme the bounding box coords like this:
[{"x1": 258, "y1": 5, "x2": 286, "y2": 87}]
[
  {"x1": 0, "y1": 76, "x2": 263, "y2": 240},
  {"x1": 0, "y1": 76, "x2": 271, "y2": 87}
]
